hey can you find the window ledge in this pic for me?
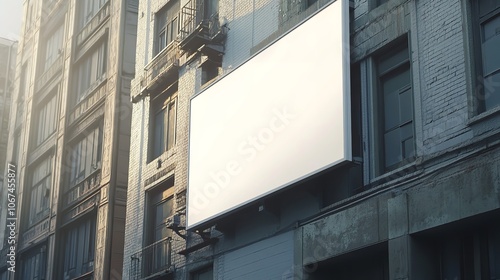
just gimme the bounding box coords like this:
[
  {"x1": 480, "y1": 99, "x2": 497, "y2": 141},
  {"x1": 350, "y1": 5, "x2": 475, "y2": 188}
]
[
  {"x1": 468, "y1": 106, "x2": 500, "y2": 126},
  {"x1": 148, "y1": 146, "x2": 178, "y2": 165},
  {"x1": 369, "y1": 160, "x2": 420, "y2": 187}
]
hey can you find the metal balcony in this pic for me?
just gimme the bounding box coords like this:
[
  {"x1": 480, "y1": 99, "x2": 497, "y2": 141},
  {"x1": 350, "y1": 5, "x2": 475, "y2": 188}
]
[
  {"x1": 129, "y1": 237, "x2": 173, "y2": 280},
  {"x1": 77, "y1": 1, "x2": 110, "y2": 45},
  {"x1": 141, "y1": 42, "x2": 180, "y2": 95},
  {"x1": 64, "y1": 169, "x2": 102, "y2": 208},
  {"x1": 179, "y1": 0, "x2": 226, "y2": 53},
  {"x1": 35, "y1": 55, "x2": 63, "y2": 92}
]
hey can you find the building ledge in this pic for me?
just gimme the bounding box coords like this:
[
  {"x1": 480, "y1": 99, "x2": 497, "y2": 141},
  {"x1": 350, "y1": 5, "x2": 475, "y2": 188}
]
[{"x1": 178, "y1": 237, "x2": 218, "y2": 256}]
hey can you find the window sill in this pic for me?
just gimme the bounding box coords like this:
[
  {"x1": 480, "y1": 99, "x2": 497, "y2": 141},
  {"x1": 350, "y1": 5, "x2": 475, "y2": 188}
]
[
  {"x1": 369, "y1": 160, "x2": 420, "y2": 187},
  {"x1": 27, "y1": 133, "x2": 56, "y2": 166},
  {"x1": 76, "y1": 75, "x2": 107, "y2": 105},
  {"x1": 468, "y1": 105, "x2": 500, "y2": 126},
  {"x1": 148, "y1": 146, "x2": 177, "y2": 165}
]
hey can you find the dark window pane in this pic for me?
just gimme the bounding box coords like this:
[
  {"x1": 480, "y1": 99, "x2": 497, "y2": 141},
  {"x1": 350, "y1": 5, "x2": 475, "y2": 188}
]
[
  {"x1": 384, "y1": 129, "x2": 401, "y2": 168},
  {"x1": 402, "y1": 136, "x2": 414, "y2": 159},
  {"x1": 484, "y1": 71, "x2": 500, "y2": 111},
  {"x1": 383, "y1": 90, "x2": 399, "y2": 131},
  {"x1": 167, "y1": 102, "x2": 176, "y2": 150},
  {"x1": 154, "y1": 110, "x2": 165, "y2": 157},
  {"x1": 399, "y1": 88, "x2": 413, "y2": 124},
  {"x1": 378, "y1": 45, "x2": 413, "y2": 172},
  {"x1": 400, "y1": 122, "x2": 413, "y2": 140},
  {"x1": 483, "y1": 14, "x2": 500, "y2": 42},
  {"x1": 441, "y1": 238, "x2": 462, "y2": 280},
  {"x1": 489, "y1": 227, "x2": 500, "y2": 278},
  {"x1": 194, "y1": 268, "x2": 214, "y2": 280},
  {"x1": 382, "y1": 68, "x2": 411, "y2": 95},
  {"x1": 479, "y1": 0, "x2": 500, "y2": 17},
  {"x1": 62, "y1": 217, "x2": 96, "y2": 278},
  {"x1": 378, "y1": 48, "x2": 409, "y2": 74},
  {"x1": 481, "y1": 31, "x2": 500, "y2": 76},
  {"x1": 376, "y1": 0, "x2": 388, "y2": 7}
]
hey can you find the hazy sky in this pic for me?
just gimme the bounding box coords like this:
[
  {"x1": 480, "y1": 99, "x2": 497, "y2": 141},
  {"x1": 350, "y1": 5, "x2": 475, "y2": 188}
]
[{"x1": 0, "y1": 0, "x2": 23, "y2": 41}]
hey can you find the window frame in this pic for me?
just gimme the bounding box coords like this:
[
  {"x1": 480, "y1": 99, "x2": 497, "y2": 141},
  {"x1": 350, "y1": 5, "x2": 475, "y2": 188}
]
[
  {"x1": 27, "y1": 156, "x2": 53, "y2": 227},
  {"x1": 367, "y1": 38, "x2": 415, "y2": 177},
  {"x1": 155, "y1": 0, "x2": 180, "y2": 55},
  {"x1": 74, "y1": 41, "x2": 107, "y2": 104},
  {"x1": 43, "y1": 23, "x2": 64, "y2": 72},
  {"x1": 61, "y1": 215, "x2": 97, "y2": 279},
  {"x1": 191, "y1": 265, "x2": 214, "y2": 280},
  {"x1": 143, "y1": 179, "x2": 175, "y2": 276},
  {"x1": 68, "y1": 125, "x2": 103, "y2": 188},
  {"x1": 150, "y1": 88, "x2": 177, "y2": 160},
  {"x1": 469, "y1": 0, "x2": 500, "y2": 115},
  {"x1": 79, "y1": 0, "x2": 107, "y2": 30},
  {"x1": 34, "y1": 90, "x2": 58, "y2": 147},
  {"x1": 20, "y1": 245, "x2": 47, "y2": 280}
]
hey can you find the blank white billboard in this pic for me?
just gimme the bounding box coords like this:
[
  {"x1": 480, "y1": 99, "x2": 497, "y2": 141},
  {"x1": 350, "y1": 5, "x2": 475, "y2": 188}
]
[{"x1": 188, "y1": 0, "x2": 350, "y2": 229}]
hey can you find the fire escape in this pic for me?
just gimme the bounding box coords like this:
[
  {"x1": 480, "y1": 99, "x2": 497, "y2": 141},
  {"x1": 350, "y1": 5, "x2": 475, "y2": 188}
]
[{"x1": 179, "y1": 0, "x2": 227, "y2": 64}]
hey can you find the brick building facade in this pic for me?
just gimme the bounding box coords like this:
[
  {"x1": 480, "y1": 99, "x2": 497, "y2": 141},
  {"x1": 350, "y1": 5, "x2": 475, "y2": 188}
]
[{"x1": 124, "y1": 0, "x2": 500, "y2": 279}]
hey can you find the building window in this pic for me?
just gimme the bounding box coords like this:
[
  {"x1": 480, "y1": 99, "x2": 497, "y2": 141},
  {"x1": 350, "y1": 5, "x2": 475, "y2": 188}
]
[
  {"x1": 203, "y1": 0, "x2": 219, "y2": 20},
  {"x1": 79, "y1": 0, "x2": 107, "y2": 29},
  {"x1": 43, "y1": 24, "x2": 64, "y2": 71},
  {"x1": 156, "y1": 0, "x2": 180, "y2": 55},
  {"x1": 34, "y1": 92, "x2": 58, "y2": 147},
  {"x1": 472, "y1": 0, "x2": 500, "y2": 113},
  {"x1": 145, "y1": 181, "x2": 174, "y2": 275},
  {"x1": 28, "y1": 157, "x2": 52, "y2": 226},
  {"x1": 375, "y1": 42, "x2": 414, "y2": 173},
  {"x1": 488, "y1": 226, "x2": 500, "y2": 279},
  {"x1": 62, "y1": 216, "x2": 96, "y2": 279},
  {"x1": 150, "y1": 87, "x2": 177, "y2": 159},
  {"x1": 372, "y1": 0, "x2": 388, "y2": 8},
  {"x1": 68, "y1": 126, "x2": 102, "y2": 187},
  {"x1": 192, "y1": 266, "x2": 214, "y2": 280},
  {"x1": 20, "y1": 245, "x2": 46, "y2": 280},
  {"x1": 437, "y1": 226, "x2": 500, "y2": 279},
  {"x1": 75, "y1": 42, "x2": 107, "y2": 103},
  {"x1": 201, "y1": 61, "x2": 220, "y2": 86}
]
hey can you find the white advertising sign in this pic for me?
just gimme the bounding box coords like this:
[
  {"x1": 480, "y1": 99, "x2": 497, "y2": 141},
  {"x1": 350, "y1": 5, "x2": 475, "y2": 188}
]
[{"x1": 188, "y1": 0, "x2": 350, "y2": 229}]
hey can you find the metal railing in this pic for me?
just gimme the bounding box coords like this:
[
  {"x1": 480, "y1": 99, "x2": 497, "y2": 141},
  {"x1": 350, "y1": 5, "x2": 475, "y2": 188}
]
[
  {"x1": 21, "y1": 219, "x2": 50, "y2": 246},
  {"x1": 179, "y1": 0, "x2": 223, "y2": 41},
  {"x1": 142, "y1": 42, "x2": 180, "y2": 92},
  {"x1": 35, "y1": 55, "x2": 63, "y2": 92},
  {"x1": 130, "y1": 237, "x2": 172, "y2": 279},
  {"x1": 179, "y1": 0, "x2": 203, "y2": 41},
  {"x1": 64, "y1": 169, "x2": 102, "y2": 207},
  {"x1": 77, "y1": 1, "x2": 110, "y2": 45},
  {"x1": 147, "y1": 43, "x2": 180, "y2": 82},
  {"x1": 69, "y1": 76, "x2": 107, "y2": 124}
]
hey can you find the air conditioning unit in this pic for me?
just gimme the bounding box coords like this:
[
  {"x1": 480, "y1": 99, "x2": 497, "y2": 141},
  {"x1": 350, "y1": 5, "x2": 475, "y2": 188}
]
[{"x1": 165, "y1": 214, "x2": 180, "y2": 229}]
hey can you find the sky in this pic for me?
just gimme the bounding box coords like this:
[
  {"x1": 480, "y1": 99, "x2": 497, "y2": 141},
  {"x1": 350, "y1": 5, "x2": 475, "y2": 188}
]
[{"x1": 0, "y1": 0, "x2": 23, "y2": 41}]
